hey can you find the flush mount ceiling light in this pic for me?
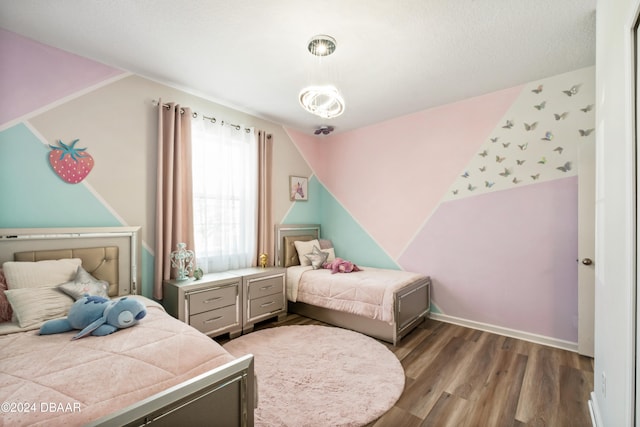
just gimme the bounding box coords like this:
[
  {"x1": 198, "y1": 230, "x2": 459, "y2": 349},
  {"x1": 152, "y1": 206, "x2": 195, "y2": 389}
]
[
  {"x1": 314, "y1": 125, "x2": 335, "y2": 135},
  {"x1": 299, "y1": 85, "x2": 345, "y2": 119},
  {"x1": 307, "y1": 35, "x2": 336, "y2": 57}
]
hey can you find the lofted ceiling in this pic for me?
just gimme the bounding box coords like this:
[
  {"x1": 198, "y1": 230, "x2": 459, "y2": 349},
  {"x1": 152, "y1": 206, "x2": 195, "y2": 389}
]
[{"x1": 0, "y1": 0, "x2": 596, "y2": 135}]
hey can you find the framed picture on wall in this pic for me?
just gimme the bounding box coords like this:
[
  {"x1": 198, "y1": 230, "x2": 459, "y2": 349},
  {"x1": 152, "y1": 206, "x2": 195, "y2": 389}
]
[{"x1": 289, "y1": 176, "x2": 308, "y2": 201}]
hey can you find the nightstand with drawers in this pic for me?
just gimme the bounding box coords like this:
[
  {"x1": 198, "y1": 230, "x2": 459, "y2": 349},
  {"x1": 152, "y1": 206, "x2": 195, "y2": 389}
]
[
  {"x1": 233, "y1": 267, "x2": 286, "y2": 334},
  {"x1": 163, "y1": 272, "x2": 242, "y2": 339}
]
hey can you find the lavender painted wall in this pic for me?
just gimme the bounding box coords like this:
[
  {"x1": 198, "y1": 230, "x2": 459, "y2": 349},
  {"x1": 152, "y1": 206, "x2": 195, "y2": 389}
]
[
  {"x1": 0, "y1": 28, "x2": 124, "y2": 125},
  {"x1": 399, "y1": 177, "x2": 578, "y2": 341}
]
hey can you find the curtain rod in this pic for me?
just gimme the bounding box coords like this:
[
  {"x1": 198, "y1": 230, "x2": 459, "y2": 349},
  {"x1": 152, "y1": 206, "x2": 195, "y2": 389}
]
[{"x1": 152, "y1": 99, "x2": 252, "y2": 133}]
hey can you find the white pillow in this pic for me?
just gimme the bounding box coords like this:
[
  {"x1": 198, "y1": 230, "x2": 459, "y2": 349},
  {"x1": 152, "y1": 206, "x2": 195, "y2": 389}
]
[
  {"x1": 3, "y1": 259, "x2": 82, "y2": 289},
  {"x1": 294, "y1": 239, "x2": 320, "y2": 267},
  {"x1": 4, "y1": 287, "x2": 74, "y2": 328},
  {"x1": 322, "y1": 247, "x2": 336, "y2": 263}
]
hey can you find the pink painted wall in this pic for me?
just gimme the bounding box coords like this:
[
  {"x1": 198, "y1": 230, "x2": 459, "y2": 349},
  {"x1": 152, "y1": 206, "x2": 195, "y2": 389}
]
[
  {"x1": 0, "y1": 29, "x2": 123, "y2": 125},
  {"x1": 291, "y1": 86, "x2": 523, "y2": 259}
]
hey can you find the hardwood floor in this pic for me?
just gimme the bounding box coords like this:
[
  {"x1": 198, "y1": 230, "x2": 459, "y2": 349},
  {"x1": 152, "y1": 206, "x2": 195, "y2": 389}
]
[{"x1": 228, "y1": 313, "x2": 594, "y2": 427}]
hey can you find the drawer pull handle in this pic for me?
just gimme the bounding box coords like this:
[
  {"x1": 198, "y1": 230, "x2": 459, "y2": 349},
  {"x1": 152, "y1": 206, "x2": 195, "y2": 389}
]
[
  {"x1": 260, "y1": 301, "x2": 275, "y2": 308},
  {"x1": 203, "y1": 297, "x2": 222, "y2": 304},
  {"x1": 204, "y1": 316, "x2": 223, "y2": 324},
  {"x1": 260, "y1": 285, "x2": 274, "y2": 290}
]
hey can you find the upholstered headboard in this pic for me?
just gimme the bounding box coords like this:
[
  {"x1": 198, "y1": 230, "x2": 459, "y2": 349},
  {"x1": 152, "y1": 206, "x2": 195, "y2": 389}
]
[
  {"x1": 14, "y1": 247, "x2": 120, "y2": 297},
  {"x1": 274, "y1": 224, "x2": 320, "y2": 267},
  {"x1": 0, "y1": 227, "x2": 141, "y2": 296},
  {"x1": 282, "y1": 235, "x2": 316, "y2": 267}
]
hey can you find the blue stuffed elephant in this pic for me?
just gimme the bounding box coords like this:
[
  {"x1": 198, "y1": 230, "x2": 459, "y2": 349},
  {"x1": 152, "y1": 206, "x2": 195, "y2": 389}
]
[{"x1": 39, "y1": 295, "x2": 146, "y2": 339}]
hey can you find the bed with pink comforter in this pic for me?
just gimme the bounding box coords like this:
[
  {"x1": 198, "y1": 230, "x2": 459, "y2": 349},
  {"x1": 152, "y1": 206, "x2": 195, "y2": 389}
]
[
  {"x1": 0, "y1": 297, "x2": 237, "y2": 426},
  {"x1": 287, "y1": 265, "x2": 427, "y2": 323}
]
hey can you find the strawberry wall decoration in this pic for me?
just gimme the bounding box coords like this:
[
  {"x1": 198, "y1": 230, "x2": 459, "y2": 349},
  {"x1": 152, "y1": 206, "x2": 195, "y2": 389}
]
[{"x1": 48, "y1": 139, "x2": 94, "y2": 184}]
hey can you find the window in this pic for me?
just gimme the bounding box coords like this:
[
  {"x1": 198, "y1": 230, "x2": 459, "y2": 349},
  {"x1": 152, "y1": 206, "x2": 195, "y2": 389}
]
[{"x1": 191, "y1": 119, "x2": 257, "y2": 272}]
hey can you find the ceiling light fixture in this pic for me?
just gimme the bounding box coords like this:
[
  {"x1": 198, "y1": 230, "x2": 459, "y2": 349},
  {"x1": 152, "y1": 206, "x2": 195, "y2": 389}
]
[
  {"x1": 300, "y1": 34, "x2": 344, "y2": 119},
  {"x1": 314, "y1": 125, "x2": 335, "y2": 135},
  {"x1": 299, "y1": 85, "x2": 345, "y2": 119},
  {"x1": 307, "y1": 35, "x2": 336, "y2": 57}
]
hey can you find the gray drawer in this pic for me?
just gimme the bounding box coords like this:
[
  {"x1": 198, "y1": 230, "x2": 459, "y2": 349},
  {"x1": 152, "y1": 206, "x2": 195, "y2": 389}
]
[
  {"x1": 247, "y1": 275, "x2": 284, "y2": 299},
  {"x1": 188, "y1": 285, "x2": 237, "y2": 315},
  {"x1": 249, "y1": 293, "x2": 284, "y2": 319},
  {"x1": 189, "y1": 305, "x2": 238, "y2": 334}
]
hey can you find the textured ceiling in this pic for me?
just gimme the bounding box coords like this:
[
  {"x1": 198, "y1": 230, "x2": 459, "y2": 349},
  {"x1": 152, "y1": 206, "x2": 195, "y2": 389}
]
[{"x1": 0, "y1": 0, "x2": 596, "y2": 135}]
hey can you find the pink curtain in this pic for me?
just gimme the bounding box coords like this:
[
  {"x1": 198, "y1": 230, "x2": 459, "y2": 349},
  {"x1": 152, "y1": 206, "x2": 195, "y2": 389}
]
[
  {"x1": 257, "y1": 131, "x2": 273, "y2": 266},
  {"x1": 154, "y1": 100, "x2": 195, "y2": 299}
]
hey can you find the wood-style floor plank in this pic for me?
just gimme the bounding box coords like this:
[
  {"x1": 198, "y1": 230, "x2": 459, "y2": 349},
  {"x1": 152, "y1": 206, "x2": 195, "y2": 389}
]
[{"x1": 227, "y1": 314, "x2": 594, "y2": 426}]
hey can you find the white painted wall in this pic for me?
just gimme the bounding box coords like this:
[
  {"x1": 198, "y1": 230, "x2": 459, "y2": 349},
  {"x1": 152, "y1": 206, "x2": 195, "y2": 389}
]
[{"x1": 592, "y1": 0, "x2": 637, "y2": 425}]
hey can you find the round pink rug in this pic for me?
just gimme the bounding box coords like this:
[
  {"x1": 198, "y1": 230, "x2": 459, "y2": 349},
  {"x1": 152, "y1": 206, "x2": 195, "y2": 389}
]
[{"x1": 223, "y1": 325, "x2": 405, "y2": 427}]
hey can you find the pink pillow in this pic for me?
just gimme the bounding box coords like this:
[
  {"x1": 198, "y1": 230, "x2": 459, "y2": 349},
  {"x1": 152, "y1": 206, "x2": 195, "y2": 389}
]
[
  {"x1": 0, "y1": 268, "x2": 12, "y2": 322},
  {"x1": 319, "y1": 239, "x2": 333, "y2": 250}
]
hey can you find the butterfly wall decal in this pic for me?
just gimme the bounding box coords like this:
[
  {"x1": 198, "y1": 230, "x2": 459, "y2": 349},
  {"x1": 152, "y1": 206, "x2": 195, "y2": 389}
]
[
  {"x1": 450, "y1": 75, "x2": 591, "y2": 199},
  {"x1": 534, "y1": 101, "x2": 546, "y2": 110},
  {"x1": 557, "y1": 162, "x2": 572, "y2": 172},
  {"x1": 563, "y1": 84, "x2": 581, "y2": 96}
]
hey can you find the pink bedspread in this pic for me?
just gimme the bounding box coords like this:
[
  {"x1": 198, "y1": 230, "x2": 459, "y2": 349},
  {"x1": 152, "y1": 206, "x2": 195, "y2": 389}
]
[
  {"x1": 0, "y1": 297, "x2": 236, "y2": 426},
  {"x1": 288, "y1": 266, "x2": 427, "y2": 323}
]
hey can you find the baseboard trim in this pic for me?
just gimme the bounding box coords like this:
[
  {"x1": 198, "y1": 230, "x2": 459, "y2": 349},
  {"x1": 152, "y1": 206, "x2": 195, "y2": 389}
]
[
  {"x1": 429, "y1": 313, "x2": 578, "y2": 352},
  {"x1": 588, "y1": 392, "x2": 603, "y2": 427}
]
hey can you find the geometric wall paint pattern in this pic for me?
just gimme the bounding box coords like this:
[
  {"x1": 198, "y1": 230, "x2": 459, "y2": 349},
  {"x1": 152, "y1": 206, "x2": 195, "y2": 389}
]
[{"x1": 444, "y1": 67, "x2": 594, "y2": 200}]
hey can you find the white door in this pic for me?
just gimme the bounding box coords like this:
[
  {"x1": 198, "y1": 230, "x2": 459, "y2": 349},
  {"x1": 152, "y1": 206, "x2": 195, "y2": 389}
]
[{"x1": 578, "y1": 105, "x2": 596, "y2": 357}]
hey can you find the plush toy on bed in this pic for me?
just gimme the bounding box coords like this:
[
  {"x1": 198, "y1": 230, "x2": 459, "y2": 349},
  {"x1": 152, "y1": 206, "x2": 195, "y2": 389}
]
[
  {"x1": 39, "y1": 295, "x2": 146, "y2": 340},
  {"x1": 323, "y1": 257, "x2": 361, "y2": 274}
]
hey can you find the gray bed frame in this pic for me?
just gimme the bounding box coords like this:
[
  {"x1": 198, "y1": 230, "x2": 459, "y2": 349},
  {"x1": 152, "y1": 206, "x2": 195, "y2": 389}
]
[
  {"x1": 0, "y1": 227, "x2": 255, "y2": 427},
  {"x1": 275, "y1": 224, "x2": 430, "y2": 346}
]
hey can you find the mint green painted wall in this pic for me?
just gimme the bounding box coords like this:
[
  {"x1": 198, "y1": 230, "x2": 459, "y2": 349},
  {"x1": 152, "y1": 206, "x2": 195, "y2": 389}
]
[
  {"x1": 0, "y1": 124, "x2": 121, "y2": 228},
  {"x1": 281, "y1": 176, "x2": 324, "y2": 225},
  {"x1": 0, "y1": 124, "x2": 156, "y2": 298},
  {"x1": 284, "y1": 176, "x2": 398, "y2": 269}
]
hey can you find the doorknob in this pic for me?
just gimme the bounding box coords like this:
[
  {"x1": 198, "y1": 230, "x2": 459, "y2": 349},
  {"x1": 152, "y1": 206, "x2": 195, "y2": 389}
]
[{"x1": 581, "y1": 258, "x2": 593, "y2": 266}]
